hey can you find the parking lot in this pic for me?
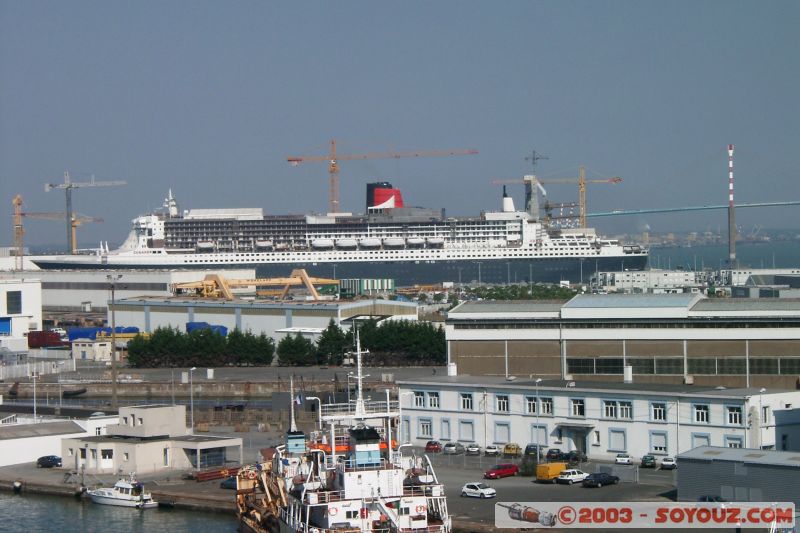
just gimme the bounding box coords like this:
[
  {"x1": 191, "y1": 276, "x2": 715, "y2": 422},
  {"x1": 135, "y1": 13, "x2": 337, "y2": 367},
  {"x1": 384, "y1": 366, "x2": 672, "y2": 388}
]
[{"x1": 414, "y1": 449, "x2": 678, "y2": 525}]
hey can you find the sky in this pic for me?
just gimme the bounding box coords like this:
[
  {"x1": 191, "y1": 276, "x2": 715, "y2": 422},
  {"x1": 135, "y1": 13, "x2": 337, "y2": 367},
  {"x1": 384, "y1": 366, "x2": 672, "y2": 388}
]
[{"x1": 1, "y1": 1, "x2": 798, "y2": 250}]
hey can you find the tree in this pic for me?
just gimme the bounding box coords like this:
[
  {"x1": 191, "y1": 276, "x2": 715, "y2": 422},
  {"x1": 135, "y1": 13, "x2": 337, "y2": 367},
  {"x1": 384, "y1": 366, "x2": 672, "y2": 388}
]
[
  {"x1": 277, "y1": 333, "x2": 315, "y2": 366},
  {"x1": 316, "y1": 319, "x2": 347, "y2": 365}
]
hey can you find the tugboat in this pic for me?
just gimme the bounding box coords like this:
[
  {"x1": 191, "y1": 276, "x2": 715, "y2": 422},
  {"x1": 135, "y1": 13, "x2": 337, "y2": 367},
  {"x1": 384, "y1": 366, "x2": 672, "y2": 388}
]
[{"x1": 235, "y1": 334, "x2": 451, "y2": 533}]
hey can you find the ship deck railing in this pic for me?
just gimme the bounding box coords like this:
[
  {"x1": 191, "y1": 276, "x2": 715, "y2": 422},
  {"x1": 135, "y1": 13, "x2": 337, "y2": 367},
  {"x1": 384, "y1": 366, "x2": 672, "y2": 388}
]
[
  {"x1": 303, "y1": 483, "x2": 446, "y2": 504},
  {"x1": 320, "y1": 400, "x2": 399, "y2": 418}
]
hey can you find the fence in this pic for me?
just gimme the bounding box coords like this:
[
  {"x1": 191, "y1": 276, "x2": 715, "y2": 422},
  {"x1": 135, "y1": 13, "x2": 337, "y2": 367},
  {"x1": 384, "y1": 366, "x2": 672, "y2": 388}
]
[{"x1": 0, "y1": 359, "x2": 76, "y2": 381}]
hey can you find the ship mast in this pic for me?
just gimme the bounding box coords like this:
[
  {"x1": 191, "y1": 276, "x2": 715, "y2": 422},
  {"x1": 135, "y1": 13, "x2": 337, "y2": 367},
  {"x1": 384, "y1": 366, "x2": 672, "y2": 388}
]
[
  {"x1": 289, "y1": 375, "x2": 297, "y2": 432},
  {"x1": 354, "y1": 329, "x2": 366, "y2": 418}
]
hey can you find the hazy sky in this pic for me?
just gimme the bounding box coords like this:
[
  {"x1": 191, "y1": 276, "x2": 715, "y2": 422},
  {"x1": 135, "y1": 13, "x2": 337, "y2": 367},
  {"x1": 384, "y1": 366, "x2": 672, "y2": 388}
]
[{"x1": 1, "y1": 1, "x2": 798, "y2": 249}]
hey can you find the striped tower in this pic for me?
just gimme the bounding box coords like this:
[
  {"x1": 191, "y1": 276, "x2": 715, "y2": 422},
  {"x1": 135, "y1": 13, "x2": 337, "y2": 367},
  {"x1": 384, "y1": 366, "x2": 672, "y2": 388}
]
[{"x1": 727, "y1": 144, "x2": 736, "y2": 269}]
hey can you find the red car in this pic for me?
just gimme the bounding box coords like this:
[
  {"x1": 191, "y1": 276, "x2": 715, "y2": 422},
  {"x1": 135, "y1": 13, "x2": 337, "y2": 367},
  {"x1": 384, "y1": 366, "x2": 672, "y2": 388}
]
[
  {"x1": 425, "y1": 440, "x2": 443, "y2": 453},
  {"x1": 484, "y1": 463, "x2": 519, "y2": 479}
]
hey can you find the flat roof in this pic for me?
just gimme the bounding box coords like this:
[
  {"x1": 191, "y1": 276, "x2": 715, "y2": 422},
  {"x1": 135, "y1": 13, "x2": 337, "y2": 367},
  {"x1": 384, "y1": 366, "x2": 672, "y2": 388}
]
[
  {"x1": 564, "y1": 293, "x2": 700, "y2": 309},
  {"x1": 691, "y1": 298, "x2": 800, "y2": 312},
  {"x1": 115, "y1": 296, "x2": 417, "y2": 311},
  {"x1": 0, "y1": 421, "x2": 84, "y2": 440},
  {"x1": 397, "y1": 376, "x2": 791, "y2": 399},
  {"x1": 679, "y1": 446, "x2": 800, "y2": 468},
  {"x1": 450, "y1": 301, "x2": 566, "y2": 314}
]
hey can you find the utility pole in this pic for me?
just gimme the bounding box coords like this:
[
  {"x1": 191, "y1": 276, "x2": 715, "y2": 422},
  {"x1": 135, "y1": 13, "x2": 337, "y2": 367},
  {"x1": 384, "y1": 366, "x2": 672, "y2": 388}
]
[
  {"x1": 107, "y1": 274, "x2": 122, "y2": 410},
  {"x1": 525, "y1": 149, "x2": 548, "y2": 175}
]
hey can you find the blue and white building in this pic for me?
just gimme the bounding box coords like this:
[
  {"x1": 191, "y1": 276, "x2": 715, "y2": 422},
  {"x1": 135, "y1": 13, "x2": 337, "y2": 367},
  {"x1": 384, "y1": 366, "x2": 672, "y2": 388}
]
[{"x1": 397, "y1": 376, "x2": 800, "y2": 461}]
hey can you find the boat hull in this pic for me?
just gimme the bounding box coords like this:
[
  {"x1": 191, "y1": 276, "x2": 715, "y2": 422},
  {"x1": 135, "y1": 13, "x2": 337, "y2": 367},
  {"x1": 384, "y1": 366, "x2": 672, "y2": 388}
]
[
  {"x1": 32, "y1": 255, "x2": 647, "y2": 286},
  {"x1": 88, "y1": 493, "x2": 158, "y2": 508}
]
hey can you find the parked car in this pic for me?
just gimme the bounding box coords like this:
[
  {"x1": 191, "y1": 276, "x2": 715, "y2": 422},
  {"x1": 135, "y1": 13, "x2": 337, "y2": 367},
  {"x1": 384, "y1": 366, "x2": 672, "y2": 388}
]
[
  {"x1": 36, "y1": 455, "x2": 62, "y2": 468},
  {"x1": 503, "y1": 443, "x2": 521, "y2": 458},
  {"x1": 484, "y1": 444, "x2": 501, "y2": 457},
  {"x1": 484, "y1": 463, "x2": 519, "y2": 479},
  {"x1": 443, "y1": 442, "x2": 465, "y2": 455},
  {"x1": 582, "y1": 472, "x2": 620, "y2": 488},
  {"x1": 615, "y1": 453, "x2": 632, "y2": 465},
  {"x1": 465, "y1": 443, "x2": 482, "y2": 456},
  {"x1": 460, "y1": 482, "x2": 497, "y2": 498},
  {"x1": 425, "y1": 440, "x2": 443, "y2": 453},
  {"x1": 220, "y1": 476, "x2": 238, "y2": 489},
  {"x1": 524, "y1": 444, "x2": 544, "y2": 459},
  {"x1": 546, "y1": 448, "x2": 565, "y2": 461},
  {"x1": 660, "y1": 457, "x2": 677, "y2": 470},
  {"x1": 566, "y1": 450, "x2": 587, "y2": 463},
  {"x1": 556, "y1": 469, "x2": 590, "y2": 485},
  {"x1": 640, "y1": 454, "x2": 657, "y2": 468}
]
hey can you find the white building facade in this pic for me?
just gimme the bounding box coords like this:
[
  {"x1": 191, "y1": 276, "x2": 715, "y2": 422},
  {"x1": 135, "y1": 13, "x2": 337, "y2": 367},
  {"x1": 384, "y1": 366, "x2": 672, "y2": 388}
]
[
  {"x1": 0, "y1": 277, "x2": 42, "y2": 351},
  {"x1": 398, "y1": 377, "x2": 800, "y2": 461}
]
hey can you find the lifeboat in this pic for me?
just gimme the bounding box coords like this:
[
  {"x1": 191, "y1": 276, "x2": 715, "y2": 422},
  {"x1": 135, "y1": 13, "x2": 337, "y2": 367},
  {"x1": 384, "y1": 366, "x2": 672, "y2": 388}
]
[
  {"x1": 426, "y1": 237, "x2": 445, "y2": 246},
  {"x1": 311, "y1": 238, "x2": 335, "y2": 249},
  {"x1": 255, "y1": 239, "x2": 274, "y2": 249},
  {"x1": 196, "y1": 241, "x2": 214, "y2": 250},
  {"x1": 336, "y1": 238, "x2": 358, "y2": 249},
  {"x1": 383, "y1": 237, "x2": 405, "y2": 247},
  {"x1": 406, "y1": 237, "x2": 425, "y2": 247},
  {"x1": 359, "y1": 237, "x2": 382, "y2": 248}
]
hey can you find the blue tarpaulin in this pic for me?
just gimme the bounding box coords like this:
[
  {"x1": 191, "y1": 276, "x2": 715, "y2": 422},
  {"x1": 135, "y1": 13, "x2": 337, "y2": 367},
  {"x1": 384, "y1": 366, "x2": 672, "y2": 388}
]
[
  {"x1": 67, "y1": 326, "x2": 140, "y2": 341},
  {"x1": 186, "y1": 322, "x2": 228, "y2": 336}
]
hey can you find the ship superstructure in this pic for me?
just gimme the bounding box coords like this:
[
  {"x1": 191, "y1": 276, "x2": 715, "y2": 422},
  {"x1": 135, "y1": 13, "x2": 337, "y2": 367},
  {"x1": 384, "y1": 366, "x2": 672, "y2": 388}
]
[
  {"x1": 31, "y1": 183, "x2": 647, "y2": 285},
  {"x1": 235, "y1": 339, "x2": 450, "y2": 533}
]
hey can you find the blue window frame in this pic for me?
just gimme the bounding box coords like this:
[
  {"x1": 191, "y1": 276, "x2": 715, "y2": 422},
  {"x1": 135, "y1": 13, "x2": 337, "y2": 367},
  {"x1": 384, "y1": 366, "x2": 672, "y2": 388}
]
[
  {"x1": 458, "y1": 420, "x2": 474, "y2": 442},
  {"x1": 724, "y1": 435, "x2": 744, "y2": 448},
  {"x1": 441, "y1": 418, "x2": 451, "y2": 441},
  {"x1": 530, "y1": 423, "x2": 548, "y2": 447},
  {"x1": 417, "y1": 417, "x2": 433, "y2": 439},
  {"x1": 494, "y1": 422, "x2": 511, "y2": 444},
  {"x1": 691, "y1": 432, "x2": 711, "y2": 448},
  {"x1": 649, "y1": 401, "x2": 668, "y2": 423},
  {"x1": 608, "y1": 427, "x2": 627, "y2": 452},
  {"x1": 724, "y1": 404, "x2": 743, "y2": 426},
  {"x1": 649, "y1": 430, "x2": 668, "y2": 454}
]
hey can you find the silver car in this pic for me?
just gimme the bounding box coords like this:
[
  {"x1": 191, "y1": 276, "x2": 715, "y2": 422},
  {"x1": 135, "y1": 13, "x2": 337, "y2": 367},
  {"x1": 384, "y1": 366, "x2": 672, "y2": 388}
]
[
  {"x1": 465, "y1": 442, "x2": 482, "y2": 456},
  {"x1": 443, "y1": 442, "x2": 465, "y2": 455}
]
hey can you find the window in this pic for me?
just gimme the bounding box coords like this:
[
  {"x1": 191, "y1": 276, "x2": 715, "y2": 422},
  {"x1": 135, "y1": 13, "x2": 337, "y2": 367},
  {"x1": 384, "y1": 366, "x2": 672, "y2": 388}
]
[
  {"x1": 6, "y1": 291, "x2": 21, "y2": 315},
  {"x1": 726, "y1": 436, "x2": 743, "y2": 448},
  {"x1": 762, "y1": 405, "x2": 771, "y2": 425},
  {"x1": 609, "y1": 429, "x2": 626, "y2": 451},
  {"x1": 651, "y1": 432, "x2": 668, "y2": 454},
  {"x1": 163, "y1": 447, "x2": 169, "y2": 466},
  {"x1": 496, "y1": 395, "x2": 509, "y2": 413},
  {"x1": 692, "y1": 434, "x2": 711, "y2": 448},
  {"x1": 571, "y1": 399, "x2": 585, "y2": 417},
  {"x1": 419, "y1": 418, "x2": 432, "y2": 438},
  {"x1": 592, "y1": 430, "x2": 601, "y2": 445},
  {"x1": 346, "y1": 510, "x2": 359, "y2": 519},
  {"x1": 90, "y1": 449, "x2": 97, "y2": 460},
  {"x1": 101, "y1": 449, "x2": 113, "y2": 459},
  {"x1": 68, "y1": 448, "x2": 73, "y2": 456},
  {"x1": 427, "y1": 392, "x2": 440, "y2": 409},
  {"x1": 603, "y1": 401, "x2": 617, "y2": 418},
  {"x1": 95, "y1": 427, "x2": 102, "y2": 436},
  {"x1": 460, "y1": 393, "x2": 473, "y2": 411},
  {"x1": 727, "y1": 406, "x2": 742, "y2": 425},
  {"x1": 123, "y1": 417, "x2": 128, "y2": 425},
  {"x1": 540, "y1": 397, "x2": 553, "y2": 415},
  {"x1": 80, "y1": 448, "x2": 86, "y2": 459},
  {"x1": 138, "y1": 417, "x2": 143, "y2": 426},
  {"x1": 618, "y1": 401, "x2": 632, "y2": 419},
  {"x1": 414, "y1": 391, "x2": 425, "y2": 408},
  {"x1": 694, "y1": 404, "x2": 709, "y2": 423},
  {"x1": 526, "y1": 396, "x2": 537, "y2": 414},
  {"x1": 123, "y1": 453, "x2": 129, "y2": 461},
  {"x1": 652, "y1": 402, "x2": 667, "y2": 422}
]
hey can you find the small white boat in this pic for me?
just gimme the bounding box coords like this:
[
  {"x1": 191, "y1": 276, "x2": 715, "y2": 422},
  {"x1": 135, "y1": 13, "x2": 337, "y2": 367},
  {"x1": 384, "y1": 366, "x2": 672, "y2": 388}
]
[
  {"x1": 335, "y1": 238, "x2": 358, "y2": 249},
  {"x1": 426, "y1": 236, "x2": 445, "y2": 246},
  {"x1": 407, "y1": 237, "x2": 425, "y2": 246},
  {"x1": 86, "y1": 473, "x2": 158, "y2": 509},
  {"x1": 359, "y1": 237, "x2": 381, "y2": 248},
  {"x1": 255, "y1": 239, "x2": 274, "y2": 249},
  {"x1": 196, "y1": 241, "x2": 214, "y2": 250},
  {"x1": 311, "y1": 238, "x2": 334, "y2": 249},
  {"x1": 383, "y1": 237, "x2": 405, "y2": 247}
]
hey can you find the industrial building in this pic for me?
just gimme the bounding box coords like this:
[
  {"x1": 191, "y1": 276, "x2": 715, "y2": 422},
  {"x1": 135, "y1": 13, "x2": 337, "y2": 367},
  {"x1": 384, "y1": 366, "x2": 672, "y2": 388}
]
[
  {"x1": 397, "y1": 377, "x2": 800, "y2": 461},
  {"x1": 0, "y1": 277, "x2": 42, "y2": 351},
  {"x1": 592, "y1": 269, "x2": 707, "y2": 294},
  {"x1": 110, "y1": 296, "x2": 418, "y2": 341},
  {"x1": 0, "y1": 268, "x2": 256, "y2": 313},
  {"x1": 446, "y1": 294, "x2": 800, "y2": 388},
  {"x1": 677, "y1": 446, "x2": 800, "y2": 505}
]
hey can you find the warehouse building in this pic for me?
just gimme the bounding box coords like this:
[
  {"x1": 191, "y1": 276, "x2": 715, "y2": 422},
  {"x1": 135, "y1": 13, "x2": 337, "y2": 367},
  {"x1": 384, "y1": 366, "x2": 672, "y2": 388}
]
[
  {"x1": 446, "y1": 294, "x2": 800, "y2": 388},
  {"x1": 0, "y1": 277, "x2": 42, "y2": 351},
  {"x1": 110, "y1": 296, "x2": 418, "y2": 341},
  {"x1": 677, "y1": 446, "x2": 800, "y2": 505},
  {"x1": 397, "y1": 377, "x2": 800, "y2": 461}
]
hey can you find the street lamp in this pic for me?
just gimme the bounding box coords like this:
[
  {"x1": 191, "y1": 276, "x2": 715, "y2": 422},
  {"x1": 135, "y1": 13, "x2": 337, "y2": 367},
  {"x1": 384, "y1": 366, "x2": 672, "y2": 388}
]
[
  {"x1": 32, "y1": 371, "x2": 39, "y2": 424},
  {"x1": 534, "y1": 378, "x2": 542, "y2": 457},
  {"x1": 189, "y1": 367, "x2": 197, "y2": 433},
  {"x1": 398, "y1": 391, "x2": 414, "y2": 445},
  {"x1": 759, "y1": 388, "x2": 766, "y2": 449},
  {"x1": 106, "y1": 274, "x2": 122, "y2": 410},
  {"x1": 306, "y1": 396, "x2": 322, "y2": 430}
]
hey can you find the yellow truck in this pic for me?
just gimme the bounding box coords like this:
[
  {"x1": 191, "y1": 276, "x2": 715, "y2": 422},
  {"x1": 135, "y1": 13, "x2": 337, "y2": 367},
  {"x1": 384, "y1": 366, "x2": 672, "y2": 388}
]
[{"x1": 536, "y1": 462, "x2": 567, "y2": 483}]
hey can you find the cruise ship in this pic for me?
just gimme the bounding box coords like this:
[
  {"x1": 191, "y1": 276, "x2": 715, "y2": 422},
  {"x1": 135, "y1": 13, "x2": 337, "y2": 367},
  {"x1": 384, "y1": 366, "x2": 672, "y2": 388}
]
[
  {"x1": 235, "y1": 339, "x2": 451, "y2": 533},
  {"x1": 31, "y1": 183, "x2": 648, "y2": 285}
]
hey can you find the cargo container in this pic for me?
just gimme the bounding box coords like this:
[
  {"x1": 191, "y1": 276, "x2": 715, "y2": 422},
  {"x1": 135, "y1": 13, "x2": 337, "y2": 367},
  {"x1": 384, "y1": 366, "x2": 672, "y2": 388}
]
[
  {"x1": 27, "y1": 330, "x2": 68, "y2": 348},
  {"x1": 536, "y1": 462, "x2": 567, "y2": 483}
]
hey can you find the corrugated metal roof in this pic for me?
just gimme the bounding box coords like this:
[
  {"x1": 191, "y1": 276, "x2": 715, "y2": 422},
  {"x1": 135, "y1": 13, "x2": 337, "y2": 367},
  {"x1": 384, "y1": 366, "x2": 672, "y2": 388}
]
[
  {"x1": 449, "y1": 300, "x2": 567, "y2": 314},
  {"x1": 564, "y1": 293, "x2": 699, "y2": 309},
  {"x1": 679, "y1": 446, "x2": 800, "y2": 468},
  {"x1": 691, "y1": 298, "x2": 800, "y2": 311},
  {"x1": 0, "y1": 420, "x2": 84, "y2": 441}
]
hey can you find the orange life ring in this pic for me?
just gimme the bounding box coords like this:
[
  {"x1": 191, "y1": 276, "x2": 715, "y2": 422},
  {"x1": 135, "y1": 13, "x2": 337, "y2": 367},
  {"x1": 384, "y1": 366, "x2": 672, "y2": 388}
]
[
  {"x1": 247, "y1": 470, "x2": 257, "y2": 480},
  {"x1": 416, "y1": 505, "x2": 426, "y2": 514},
  {"x1": 329, "y1": 507, "x2": 338, "y2": 516}
]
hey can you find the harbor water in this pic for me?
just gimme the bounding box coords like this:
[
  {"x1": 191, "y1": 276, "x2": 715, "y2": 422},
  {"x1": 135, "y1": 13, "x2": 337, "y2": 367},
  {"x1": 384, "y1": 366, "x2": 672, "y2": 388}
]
[{"x1": 0, "y1": 491, "x2": 237, "y2": 533}]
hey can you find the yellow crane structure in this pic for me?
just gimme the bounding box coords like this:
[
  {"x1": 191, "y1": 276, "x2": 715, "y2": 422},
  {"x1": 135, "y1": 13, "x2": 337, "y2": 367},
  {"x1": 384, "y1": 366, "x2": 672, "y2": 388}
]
[
  {"x1": 11, "y1": 195, "x2": 104, "y2": 268},
  {"x1": 288, "y1": 139, "x2": 478, "y2": 214},
  {"x1": 171, "y1": 270, "x2": 340, "y2": 301},
  {"x1": 492, "y1": 167, "x2": 622, "y2": 227},
  {"x1": 45, "y1": 171, "x2": 126, "y2": 253}
]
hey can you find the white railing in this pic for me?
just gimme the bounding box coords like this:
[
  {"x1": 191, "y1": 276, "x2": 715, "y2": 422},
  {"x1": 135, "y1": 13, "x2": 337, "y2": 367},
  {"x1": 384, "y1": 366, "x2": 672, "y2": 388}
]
[
  {"x1": 0, "y1": 359, "x2": 76, "y2": 381},
  {"x1": 320, "y1": 400, "x2": 399, "y2": 418}
]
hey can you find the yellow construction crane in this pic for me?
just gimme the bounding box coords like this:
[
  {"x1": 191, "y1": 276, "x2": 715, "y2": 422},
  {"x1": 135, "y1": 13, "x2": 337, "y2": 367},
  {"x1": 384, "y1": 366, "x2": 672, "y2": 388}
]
[
  {"x1": 493, "y1": 167, "x2": 621, "y2": 227},
  {"x1": 12, "y1": 195, "x2": 104, "y2": 261},
  {"x1": 288, "y1": 139, "x2": 478, "y2": 214},
  {"x1": 45, "y1": 171, "x2": 126, "y2": 253},
  {"x1": 172, "y1": 270, "x2": 340, "y2": 301}
]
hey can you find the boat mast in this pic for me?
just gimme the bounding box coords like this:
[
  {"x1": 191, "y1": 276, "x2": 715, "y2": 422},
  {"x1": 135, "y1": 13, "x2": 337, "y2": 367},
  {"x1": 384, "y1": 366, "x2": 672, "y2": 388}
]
[
  {"x1": 289, "y1": 375, "x2": 297, "y2": 432},
  {"x1": 354, "y1": 329, "x2": 366, "y2": 418}
]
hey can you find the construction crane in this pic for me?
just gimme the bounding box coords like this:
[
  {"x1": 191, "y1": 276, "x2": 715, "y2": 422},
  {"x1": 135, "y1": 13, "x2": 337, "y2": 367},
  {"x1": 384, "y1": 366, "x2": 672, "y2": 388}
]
[
  {"x1": 171, "y1": 270, "x2": 340, "y2": 300},
  {"x1": 288, "y1": 139, "x2": 478, "y2": 214},
  {"x1": 12, "y1": 195, "x2": 103, "y2": 262},
  {"x1": 493, "y1": 167, "x2": 622, "y2": 227},
  {"x1": 44, "y1": 171, "x2": 126, "y2": 253}
]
